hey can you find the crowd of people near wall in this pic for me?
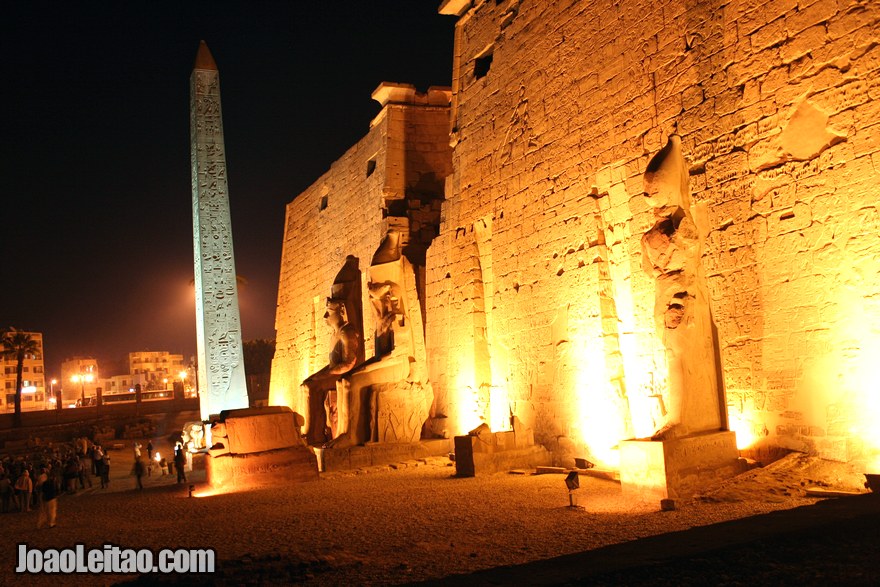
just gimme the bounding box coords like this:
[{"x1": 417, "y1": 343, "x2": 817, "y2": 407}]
[
  {"x1": 0, "y1": 437, "x2": 105, "y2": 528},
  {"x1": 0, "y1": 434, "x2": 196, "y2": 528}
]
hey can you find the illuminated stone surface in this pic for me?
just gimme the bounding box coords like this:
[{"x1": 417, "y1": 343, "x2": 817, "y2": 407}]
[
  {"x1": 640, "y1": 134, "x2": 725, "y2": 439},
  {"x1": 272, "y1": 2, "x2": 880, "y2": 473},
  {"x1": 340, "y1": 230, "x2": 433, "y2": 445},
  {"x1": 206, "y1": 406, "x2": 317, "y2": 490},
  {"x1": 190, "y1": 41, "x2": 249, "y2": 420},
  {"x1": 301, "y1": 256, "x2": 366, "y2": 445},
  {"x1": 423, "y1": 0, "x2": 880, "y2": 468},
  {"x1": 319, "y1": 438, "x2": 453, "y2": 472},
  {"x1": 270, "y1": 84, "x2": 452, "y2": 449},
  {"x1": 620, "y1": 431, "x2": 744, "y2": 500},
  {"x1": 454, "y1": 420, "x2": 552, "y2": 477}
]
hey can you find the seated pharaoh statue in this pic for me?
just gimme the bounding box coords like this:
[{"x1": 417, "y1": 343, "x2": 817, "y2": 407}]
[
  {"x1": 301, "y1": 256, "x2": 364, "y2": 445},
  {"x1": 328, "y1": 230, "x2": 433, "y2": 447}
]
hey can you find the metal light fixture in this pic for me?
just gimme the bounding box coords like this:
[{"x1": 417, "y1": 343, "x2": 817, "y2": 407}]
[{"x1": 565, "y1": 471, "x2": 584, "y2": 510}]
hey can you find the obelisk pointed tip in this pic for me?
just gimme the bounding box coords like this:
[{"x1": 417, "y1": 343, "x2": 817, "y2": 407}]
[{"x1": 194, "y1": 40, "x2": 218, "y2": 71}]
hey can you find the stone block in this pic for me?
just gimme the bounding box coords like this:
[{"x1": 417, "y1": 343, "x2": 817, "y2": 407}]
[
  {"x1": 535, "y1": 466, "x2": 567, "y2": 475},
  {"x1": 454, "y1": 435, "x2": 475, "y2": 477},
  {"x1": 495, "y1": 430, "x2": 516, "y2": 451},
  {"x1": 620, "y1": 431, "x2": 744, "y2": 500},
  {"x1": 207, "y1": 407, "x2": 318, "y2": 490},
  {"x1": 473, "y1": 446, "x2": 553, "y2": 475},
  {"x1": 454, "y1": 432, "x2": 552, "y2": 477},
  {"x1": 206, "y1": 445, "x2": 318, "y2": 490},
  {"x1": 321, "y1": 438, "x2": 453, "y2": 472},
  {"x1": 220, "y1": 406, "x2": 303, "y2": 455}
]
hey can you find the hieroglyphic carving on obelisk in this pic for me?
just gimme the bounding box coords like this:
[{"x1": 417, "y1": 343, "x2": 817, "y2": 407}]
[{"x1": 190, "y1": 40, "x2": 249, "y2": 420}]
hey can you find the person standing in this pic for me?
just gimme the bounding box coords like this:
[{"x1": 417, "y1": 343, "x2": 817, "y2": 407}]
[
  {"x1": 34, "y1": 467, "x2": 47, "y2": 512},
  {"x1": 37, "y1": 469, "x2": 58, "y2": 528},
  {"x1": 89, "y1": 444, "x2": 99, "y2": 475},
  {"x1": 78, "y1": 454, "x2": 92, "y2": 489},
  {"x1": 100, "y1": 450, "x2": 111, "y2": 488},
  {"x1": 14, "y1": 470, "x2": 33, "y2": 512},
  {"x1": 63, "y1": 457, "x2": 78, "y2": 494},
  {"x1": 146, "y1": 440, "x2": 154, "y2": 461},
  {"x1": 133, "y1": 457, "x2": 145, "y2": 490},
  {"x1": 93, "y1": 445, "x2": 104, "y2": 488},
  {"x1": 174, "y1": 444, "x2": 187, "y2": 484},
  {"x1": 0, "y1": 473, "x2": 11, "y2": 513}
]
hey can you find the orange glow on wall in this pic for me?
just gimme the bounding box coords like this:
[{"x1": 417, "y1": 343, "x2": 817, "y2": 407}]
[
  {"x1": 489, "y1": 385, "x2": 512, "y2": 432},
  {"x1": 832, "y1": 286, "x2": 880, "y2": 464},
  {"x1": 452, "y1": 365, "x2": 482, "y2": 435},
  {"x1": 619, "y1": 334, "x2": 664, "y2": 440},
  {"x1": 569, "y1": 337, "x2": 629, "y2": 469},
  {"x1": 727, "y1": 410, "x2": 758, "y2": 450}
]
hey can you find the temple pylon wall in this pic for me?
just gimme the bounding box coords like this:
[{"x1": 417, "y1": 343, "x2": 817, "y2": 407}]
[
  {"x1": 427, "y1": 0, "x2": 880, "y2": 467},
  {"x1": 270, "y1": 86, "x2": 452, "y2": 422}
]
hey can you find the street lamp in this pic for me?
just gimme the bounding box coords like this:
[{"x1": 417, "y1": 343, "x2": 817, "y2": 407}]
[
  {"x1": 71, "y1": 373, "x2": 94, "y2": 405},
  {"x1": 49, "y1": 378, "x2": 58, "y2": 410}
]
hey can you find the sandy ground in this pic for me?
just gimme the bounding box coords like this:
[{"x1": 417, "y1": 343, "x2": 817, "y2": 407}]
[{"x1": 1, "y1": 436, "x2": 876, "y2": 586}]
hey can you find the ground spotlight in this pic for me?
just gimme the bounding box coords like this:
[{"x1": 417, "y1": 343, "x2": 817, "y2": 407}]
[{"x1": 565, "y1": 471, "x2": 584, "y2": 510}]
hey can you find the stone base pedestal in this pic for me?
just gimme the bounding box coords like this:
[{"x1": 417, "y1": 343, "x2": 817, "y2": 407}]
[
  {"x1": 620, "y1": 430, "x2": 745, "y2": 500},
  {"x1": 206, "y1": 406, "x2": 318, "y2": 490},
  {"x1": 207, "y1": 445, "x2": 318, "y2": 489},
  {"x1": 454, "y1": 419, "x2": 552, "y2": 477},
  {"x1": 320, "y1": 438, "x2": 452, "y2": 472}
]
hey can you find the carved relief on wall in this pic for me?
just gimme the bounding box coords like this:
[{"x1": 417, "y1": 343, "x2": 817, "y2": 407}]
[{"x1": 190, "y1": 54, "x2": 249, "y2": 419}]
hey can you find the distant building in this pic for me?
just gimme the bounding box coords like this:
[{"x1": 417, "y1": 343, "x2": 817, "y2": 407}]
[
  {"x1": 60, "y1": 357, "x2": 99, "y2": 406},
  {"x1": 100, "y1": 373, "x2": 137, "y2": 395},
  {"x1": 128, "y1": 351, "x2": 186, "y2": 391},
  {"x1": 1, "y1": 331, "x2": 47, "y2": 412}
]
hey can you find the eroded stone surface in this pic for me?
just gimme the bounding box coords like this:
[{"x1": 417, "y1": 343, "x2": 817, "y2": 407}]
[
  {"x1": 640, "y1": 135, "x2": 725, "y2": 439},
  {"x1": 334, "y1": 229, "x2": 434, "y2": 446},
  {"x1": 270, "y1": 87, "x2": 451, "y2": 440},
  {"x1": 271, "y1": 1, "x2": 880, "y2": 471},
  {"x1": 301, "y1": 256, "x2": 365, "y2": 445},
  {"x1": 206, "y1": 407, "x2": 317, "y2": 489}
]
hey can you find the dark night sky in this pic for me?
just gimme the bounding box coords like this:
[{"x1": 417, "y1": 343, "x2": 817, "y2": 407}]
[{"x1": 0, "y1": 1, "x2": 454, "y2": 377}]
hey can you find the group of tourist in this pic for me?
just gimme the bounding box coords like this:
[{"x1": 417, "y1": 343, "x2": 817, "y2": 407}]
[
  {"x1": 0, "y1": 445, "x2": 72, "y2": 527},
  {"x1": 131, "y1": 440, "x2": 189, "y2": 490},
  {"x1": 1, "y1": 433, "x2": 192, "y2": 527},
  {"x1": 0, "y1": 435, "x2": 134, "y2": 528}
]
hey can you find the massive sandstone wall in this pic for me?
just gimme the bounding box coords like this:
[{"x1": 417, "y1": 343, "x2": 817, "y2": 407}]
[
  {"x1": 270, "y1": 95, "x2": 451, "y2": 415},
  {"x1": 428, "y1": 0, "x2": 880, "y2": 466}
]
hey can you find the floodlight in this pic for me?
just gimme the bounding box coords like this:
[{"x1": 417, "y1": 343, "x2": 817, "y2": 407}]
[{"x1": 564, "y1": 471, "x2": 585, "y2": 510}]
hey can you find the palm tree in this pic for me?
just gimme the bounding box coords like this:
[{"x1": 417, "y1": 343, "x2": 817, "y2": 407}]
[{"x1": 1, "y1": 328, "x2": 41, "y2": 427}]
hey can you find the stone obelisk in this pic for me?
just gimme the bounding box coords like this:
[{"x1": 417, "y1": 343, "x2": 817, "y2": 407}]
[{"x1": 190, "y1": 40, "x2": 249, "y2": 420}]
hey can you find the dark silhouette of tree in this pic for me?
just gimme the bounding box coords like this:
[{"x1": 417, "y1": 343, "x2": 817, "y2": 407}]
[
  {"x1": 243, "y1": 339, "x2": 275, "y2": 377},
  {"x1": 243, "y1": 339, "x2": 275, "y2": 405},
  {"x1": 1, "y1": 328, "x2": 41, "y2": 427}
]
